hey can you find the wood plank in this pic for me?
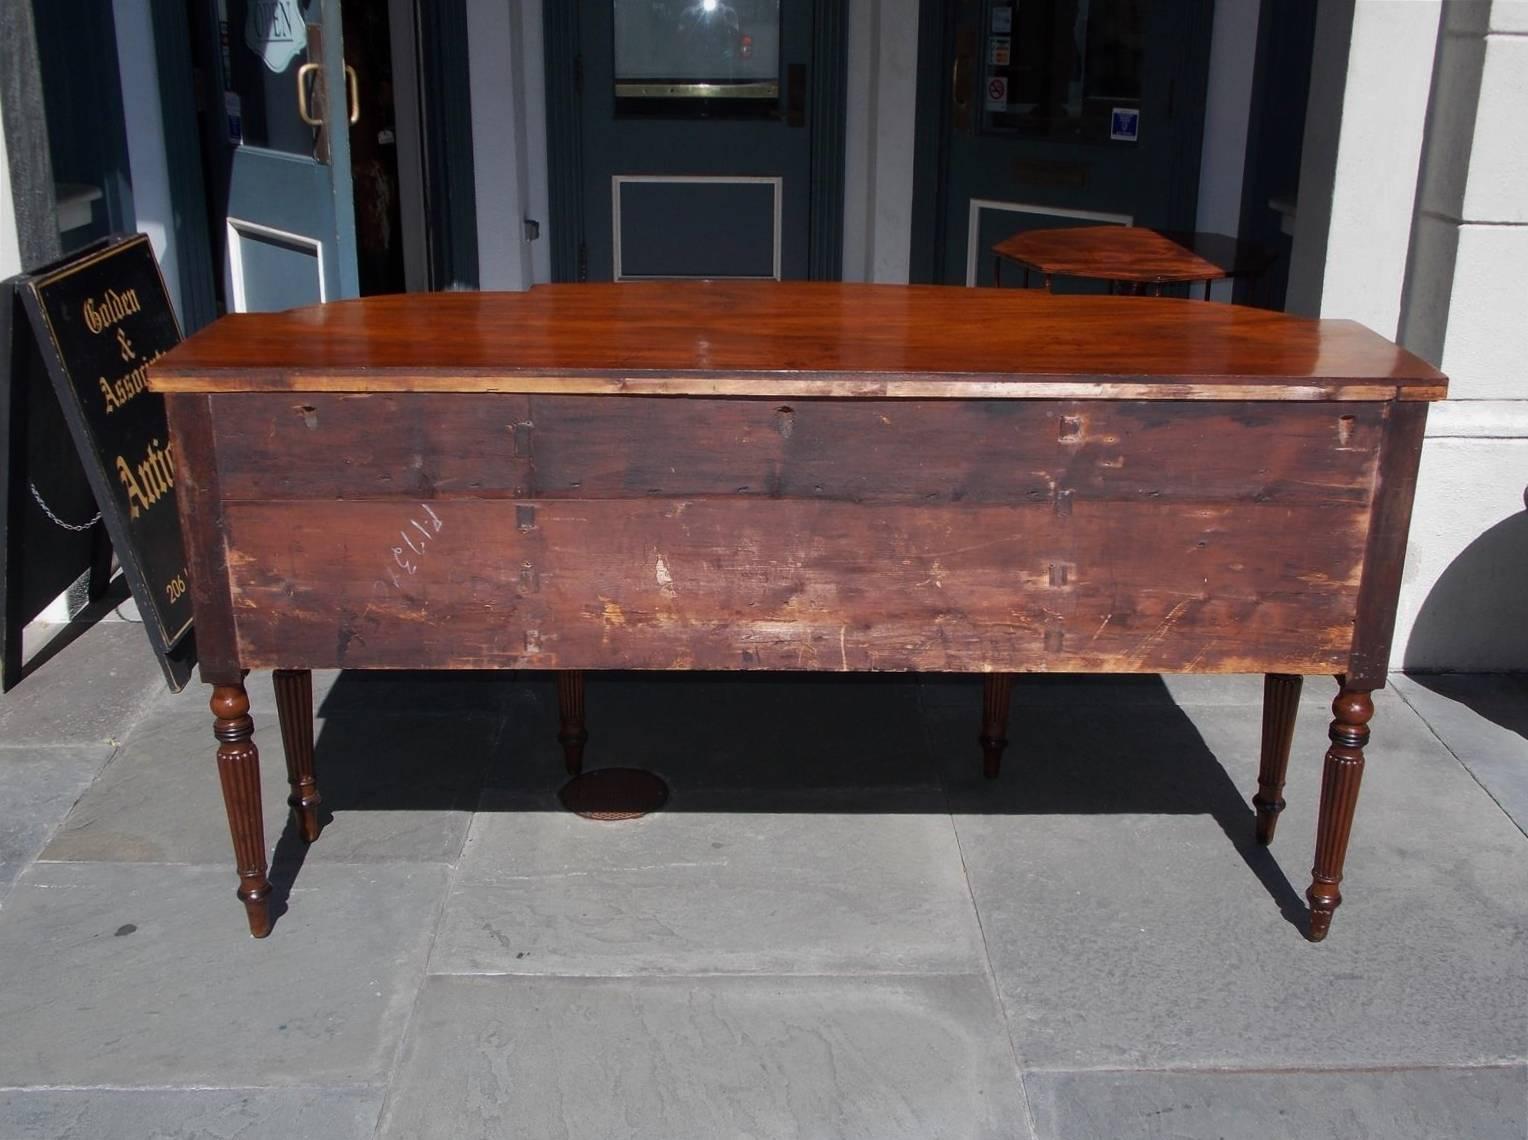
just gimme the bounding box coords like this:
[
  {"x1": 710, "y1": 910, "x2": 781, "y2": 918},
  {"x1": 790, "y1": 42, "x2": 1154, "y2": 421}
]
[
  {"x1": 1347, "y1": 402, "x2": 1430, "y2": 687},
  {"x1": 223, "y1": 498, "x2": 1366, "y2": 674},
  {"x1": 164, "y1": 394, "x2": 237, "y2": 681},
  {"x1": 211, "y1": 394, "x2": 1384, "y2": 507},
  {"x1": 149, "y1": 284, "x2": 1448, "y2": 400},
  {"x1": 212, "y1": 393, "x2": 534, "y2": 500}
]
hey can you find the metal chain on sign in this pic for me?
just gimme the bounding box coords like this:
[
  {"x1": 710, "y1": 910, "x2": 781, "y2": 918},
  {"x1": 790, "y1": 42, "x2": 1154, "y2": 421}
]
[{"x1": 29, "y1": 480, "x2": 101, "y2": 532}]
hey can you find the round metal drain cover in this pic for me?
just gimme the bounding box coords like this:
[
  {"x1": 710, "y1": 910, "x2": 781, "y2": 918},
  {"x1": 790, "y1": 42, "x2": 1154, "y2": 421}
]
[{"x1": 559, "y1": 767, "x2": 669, "y2": 821}]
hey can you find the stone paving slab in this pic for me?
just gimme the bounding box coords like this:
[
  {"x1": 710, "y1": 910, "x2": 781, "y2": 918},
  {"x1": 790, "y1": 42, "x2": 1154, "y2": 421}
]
[
  {"x1": 433, "y1": 786, "x2": 985, "y2": 976},
  {"x1": 0, "y1": 746, "x2": 111, "y2": 867},
  {"x1": 1393, "y1": 672, "x2": 1528, "y2": 834},
  {"x1": 925, "y1": 689, "x2": 1528, "y2": 1069},
  {"x1": 1025, "y1": 1064, "x2": 1528, "y2": 1140},
  {"x1": 0, "y1": 861, "x2": 446, "y2": 1087},
  {"x1": 0, "y1": 1086, "x2": 384, "y2": 1140},
  {"x1": 40, "y1": 690, "x2": 500, "y2": 867},
  {"x1": 0, "y1": 653, "x2": 1522, "y2": 1136},
  {"x1": 377, "y1": 974, "x2": 1033, "y2": 1140},
  {"x1": 0, "y1": 624, "x2": 164, "y2": 749}
]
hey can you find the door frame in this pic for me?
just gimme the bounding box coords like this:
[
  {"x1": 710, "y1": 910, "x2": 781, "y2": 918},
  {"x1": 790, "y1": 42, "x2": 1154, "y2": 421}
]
[
  {"x1": 149, "y1": 0, "x2": 219, "y2": 331},
  {"x1": 544, "y1": 0, "x2": 848, "y2": 282},
  {"x1": 910, "y1": 0, "x2": 1213, "y2": 285}
]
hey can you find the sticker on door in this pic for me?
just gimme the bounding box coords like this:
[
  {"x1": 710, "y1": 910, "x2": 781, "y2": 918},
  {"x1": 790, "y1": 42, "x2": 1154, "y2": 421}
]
[
  {"x1": 246, "y1": 0, "x2": 307, "y2": 73},
  {"x1": 1111, "y1": 108, "x2": 1140, "y2": 142},
  {"x1": 986, "y1": 76, "x2": 1008, "y2": 111}
]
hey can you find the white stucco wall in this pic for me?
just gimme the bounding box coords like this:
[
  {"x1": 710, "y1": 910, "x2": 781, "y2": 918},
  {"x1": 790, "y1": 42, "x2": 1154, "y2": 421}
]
[
  {"x1": 467, "y1": 0, "x2": 538, "y2": 290},
  {"x1": 1294, "y1": 0, "x2": 1528, "y2": 670},
  {"x1": 842, "y1": 0, "x2": 918, "y2": 282},
  {"x1": 1395, "y1": 0, "x2": 1528, "y2": 669}
]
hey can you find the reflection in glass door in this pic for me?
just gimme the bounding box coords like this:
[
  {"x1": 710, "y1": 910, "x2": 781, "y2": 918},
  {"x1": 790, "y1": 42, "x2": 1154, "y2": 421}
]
[{"x1": 193, "y1": 0, "x2": 359, "y2": 313}]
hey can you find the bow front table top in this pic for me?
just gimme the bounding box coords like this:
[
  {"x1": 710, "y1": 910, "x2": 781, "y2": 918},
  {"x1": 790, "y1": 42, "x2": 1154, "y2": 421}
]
[
  {"x1": 992, "y1": 225, "x2": 1276, "y2": 295},
  {"x1": 149, "y1": 283, "x2": 1445, "y2": 941}
]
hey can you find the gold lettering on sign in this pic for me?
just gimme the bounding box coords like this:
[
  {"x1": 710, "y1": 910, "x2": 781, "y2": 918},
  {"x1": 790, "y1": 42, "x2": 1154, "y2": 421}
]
[
  {"x1": 115, "y1": 437, "x2": 176, "y2": 519},
  {"x1": 82, "y1": 287, "x2": 142, "y2": 335},
  {"x1": 98, "y1": 348, "x2": 163, "y2": 414}
]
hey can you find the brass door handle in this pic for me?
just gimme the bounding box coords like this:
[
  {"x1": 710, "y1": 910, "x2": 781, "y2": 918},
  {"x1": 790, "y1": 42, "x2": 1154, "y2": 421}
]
[
  {"x1": 296, "y1": 61, "x2": 322, "y2": 125},
  {"x1": 952, "y1": 48, "x2": 973, "y2": 131},
  {"x1": 295, "y1": 62, "x2": 360, "y2": 126}
]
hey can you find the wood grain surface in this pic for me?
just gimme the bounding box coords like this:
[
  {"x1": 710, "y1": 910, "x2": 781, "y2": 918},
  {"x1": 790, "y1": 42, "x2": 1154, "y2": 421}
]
[
  {"x1": 208, "y1": 395, "x2": 1384, "y2": 506},
  {"x1": 223, "y1": 495, "x2": 1366, "y2": 675},
  {"x1": 992, "y1": 226, "x2": 1270, "y2": 285},
  {"x1": 148, "y1": 284, "x2": 1447, "y2": 402}
]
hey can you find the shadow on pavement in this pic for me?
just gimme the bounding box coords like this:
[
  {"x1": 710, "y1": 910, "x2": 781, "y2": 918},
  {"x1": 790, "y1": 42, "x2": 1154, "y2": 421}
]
[{"x1": 263, "y1": 669, "x2": 1305, "y2": 933}]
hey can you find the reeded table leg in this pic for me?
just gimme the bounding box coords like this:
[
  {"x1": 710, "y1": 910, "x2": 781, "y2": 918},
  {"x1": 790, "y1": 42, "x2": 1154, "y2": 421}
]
[
  {"x1": 1306, "y1": 681, "x2": 1374, "y2": 942},
  {"x1": 557, "y1": 670, "x2": 588, "y2": 776},
  {"x1": 273, "y1": 668, "x2": 322, "y2": 843},
  {"x1": 212, "y1": 682, "x2": 271, "y2": 938},
  {"x1": 980, "y1": 673, "x2": 1014, "y2": 779},
  {"x1": 1254, "y1": 673, "x2": 1302, "y2": 844}
]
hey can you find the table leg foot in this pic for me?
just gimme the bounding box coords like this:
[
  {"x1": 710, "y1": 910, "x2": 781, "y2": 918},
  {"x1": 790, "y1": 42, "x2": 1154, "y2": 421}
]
[
  {"x1": 212, "y1": 682, "x2": 271, "y2": 938},
  {"x1": 1305, "y1": 681, "x2": 1372, "y2": 942},
  {"x1": 980, "y1": 674, "x2": 1013, "y2": 779},
  {"x1": 274, "y1": 668, "x2": 322, "y2": 843},
  {"x1": 557, "y1": 670, "x2": 588, "y2": 776},
  {"x1": 1254, "y1": 673, "x2": 1302, "y2": 844}
]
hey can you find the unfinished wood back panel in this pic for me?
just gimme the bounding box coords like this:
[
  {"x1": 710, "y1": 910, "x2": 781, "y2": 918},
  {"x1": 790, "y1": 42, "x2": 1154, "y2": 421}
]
[
  {"x1": 209, "y1": 395, "x2": 1384, "y2": 507},
  {"x1": 223, "y1": 496, "x2": 1365, "y2": 673},
  {"x1": 214, "y1": 393, "x2": 1377, "y2": 673}
]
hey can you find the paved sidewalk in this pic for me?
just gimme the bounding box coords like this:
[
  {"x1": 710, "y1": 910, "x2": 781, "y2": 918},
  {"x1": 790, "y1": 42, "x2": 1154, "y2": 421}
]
[{"x1": 0, "y1": 622, "x2": 1524, "y2": 1138}]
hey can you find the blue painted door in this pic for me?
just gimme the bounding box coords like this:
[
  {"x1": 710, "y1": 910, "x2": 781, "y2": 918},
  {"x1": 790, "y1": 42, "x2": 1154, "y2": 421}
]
[
  {"x1": 936, "y1": 0, "x2": 1211, "y2": 288},
  {"x1": 578, "y1": 0, "x2": 818, "y2": 281},
  {"x1": 199, "y1": 0, "x2": 358, "y2": 312}
]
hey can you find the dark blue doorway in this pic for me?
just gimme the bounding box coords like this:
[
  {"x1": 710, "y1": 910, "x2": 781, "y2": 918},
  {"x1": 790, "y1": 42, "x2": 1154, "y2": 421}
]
[
  {"x1": 547, "y1": 0, "x2": 847, "y2": 283},
  {"x1": 913, "y1": 0, "x2": 1213, "y2": 288}
]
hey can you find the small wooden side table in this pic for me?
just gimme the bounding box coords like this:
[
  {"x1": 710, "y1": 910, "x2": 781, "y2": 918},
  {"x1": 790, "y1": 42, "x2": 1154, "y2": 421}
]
[{"x1": 993, "y1": 225, "x2": 1274, "y2": 298}]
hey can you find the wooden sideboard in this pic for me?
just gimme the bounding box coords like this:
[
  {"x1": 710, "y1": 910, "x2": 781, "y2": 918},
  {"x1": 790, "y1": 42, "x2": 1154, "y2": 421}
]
[{"x1": 149, "y1": 283, "x2": 1445, "y2": 941}]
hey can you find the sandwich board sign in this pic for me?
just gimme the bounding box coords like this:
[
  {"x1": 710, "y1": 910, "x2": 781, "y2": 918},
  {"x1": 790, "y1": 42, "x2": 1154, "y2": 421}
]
[{"x1": 3, "y1": 233, "x2": 196, "y2": 690}]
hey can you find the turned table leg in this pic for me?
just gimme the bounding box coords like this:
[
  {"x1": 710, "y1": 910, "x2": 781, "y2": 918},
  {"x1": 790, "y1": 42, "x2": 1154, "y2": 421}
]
[
  {"x1": 273, "y1": 669, "x2": 322, "y2": 843},
  {"x1": 980, "y1": 673, "x2": 1014, "y2": 779},
  {"x1": 1306, "y1": 681, "x2": 1374, "y2": 942},
  {"x1": 557, "y1": 670, "x2": 588, "y2": 776},
  {"x1": 212, "y1": 682, "x2": 271, "y2": 938},
  {"x1": 1254, "y1": 673, "x2": 1302, "y2": 844}
]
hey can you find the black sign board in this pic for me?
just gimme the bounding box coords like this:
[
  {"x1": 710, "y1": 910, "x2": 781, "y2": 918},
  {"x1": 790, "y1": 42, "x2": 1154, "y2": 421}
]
[
  {"x1": 1, "y1": 261, "x2": 112, "y2": 690},
  {"x1": 8, "y1": 234, "x2": 195, "y2": 690}
]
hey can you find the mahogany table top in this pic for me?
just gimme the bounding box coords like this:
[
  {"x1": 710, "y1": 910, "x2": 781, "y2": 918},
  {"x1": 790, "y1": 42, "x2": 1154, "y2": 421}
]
[
  {"x1": 151, "y1": 283, "x2": 1445, "y2": 403},
  {"x1": 991, "y1": 226, "x2": 1274, "y2": 286}
]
